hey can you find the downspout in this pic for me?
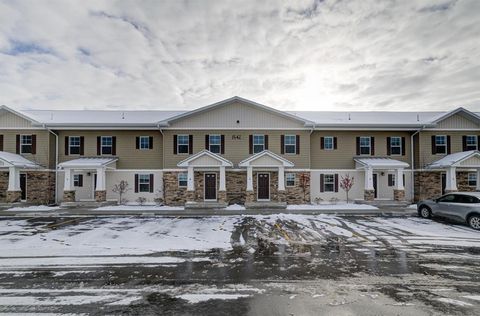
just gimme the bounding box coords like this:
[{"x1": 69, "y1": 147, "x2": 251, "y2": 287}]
[
  {"x1": 157, "y1": 124, "x2": 165, "y2": 199},
  {"x1": 410, "y1": 126, "x2": 424, "y2": 202},
  {"x1": 46, "y1": 126, "x2": 59, "y2": 205}
]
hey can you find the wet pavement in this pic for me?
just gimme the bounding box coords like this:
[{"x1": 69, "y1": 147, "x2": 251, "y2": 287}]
[{"x1": 0, "y1": 214, "x2": 479, "y2": 315}]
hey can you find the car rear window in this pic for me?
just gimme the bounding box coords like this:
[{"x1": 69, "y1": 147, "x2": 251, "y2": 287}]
[{"x1": 456, "y1": 195, "x2": 480, "y2": 203}]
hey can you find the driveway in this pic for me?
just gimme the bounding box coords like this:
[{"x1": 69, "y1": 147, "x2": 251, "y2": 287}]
[{"x1": 0, "y1": 215, "x2": 478, "y2": 315}]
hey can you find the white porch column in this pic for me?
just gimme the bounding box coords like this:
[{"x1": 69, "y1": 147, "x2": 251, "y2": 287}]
[
  {"x1": 187, "y1": 166, "x2": 194, "y2": 191},
  {"x1": 395, "y1": 168, "x2": 404, "y2": 190},
  {"x1": 246, "y1": 166, "x2": 253, "y2": 191},
  {"x1": 445, "y1": 167, "x2": 457, "y2": 191},
  {"x1": 63, "y1": 168, "x2": 74, "y2": 191},
  {"x1": 219, "y1": 166, "x2": 226, "y2": 191},
  {"x1": 278, "y1": 166, "x2": 285, "y2": 191},
  {"x1": 476, "y1": 169, "x2": 480, "y2": 191},
  {"x1": 364, "y1": 167, "x2": 374, "y2": 190},
  {"x1": 7, "y1": 166, "x2": 20, "y2": 191},
  {"x1": 96, "y1": 167, "x2": 106, "y2": 191}
]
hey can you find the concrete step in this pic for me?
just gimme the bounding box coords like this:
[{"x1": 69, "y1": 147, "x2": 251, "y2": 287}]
[{"x1": 245, "y1": 202, "x2": 287, "y2": 209}]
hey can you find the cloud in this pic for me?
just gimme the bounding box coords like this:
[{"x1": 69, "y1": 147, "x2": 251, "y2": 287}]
[{"x1": 0, "y1": 0, "x2": 479, "y2": 111}]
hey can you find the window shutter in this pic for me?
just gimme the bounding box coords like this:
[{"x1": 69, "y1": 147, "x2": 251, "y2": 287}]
[
  {"x1": 334, "y1": 174, "x2": 339, "y2": 192},
  {"x1": 134, "y1": 174, "x2": 139, "y2": 193},
  {"x1": 296, "y1": 135, "x2": 300, "y2": 154},
  {"x1": 149, "y1": 174, "x2": 154, "y2": 193},
  {"x1": 136, "y1": 137, "x2": 140, "y2": 149},
  {"x1": 386, "y1": 137, "x2": 391, "y2": 156},
  {"x1": 249, "y1": 135, "x2": 253, "y2": 154},
  {"x1": 447, "y1": 135, "x2": 451, "y2": 154},
  {"x1": 112, "y1": 136, "x2": 117, "y2": 155},
  {"x1": 149, "y1": 136, "x2": 153, "y2": 149},
  {"x1": 78, "y1": 174, "x2": 83, "y2": 187},
  {"x1": 173, "y1": 135, "x2": 178, "y2": 154},
  {"x1": 264, "y1": 135, "x2": 269, "y2": 150},
  {"x1": 189, "y1": 135, "x2": 193, "y2": 154},
  {"x1": 16, "y1": 135, "x2": 20, "y2": 154},
  {"x1": 97, "y1": 136, "x2": 101, "y2": 155},
  {"x1": 431, "y1": 135, "x2": 436, "y2": 154},
  {"x1": 65, "y1": 137, "x2": 69, "y2": 155},
  {"x1": 320, "y1": 137, "x2": 324, "y2": 149},
  {"x1": 0, "y1": 135, "x2": 3, "y2": 151},
  {"x1": 221, "y1": 135, "x2": 225, "y2": 154},
  {"x1": 356, "y1": 137, "x2": 360, "y2": 155},
  {"x1": 320, "y1": 174, "x2": 324, "y2": 192},
  {"x1": 370, "y1": 137, "x2": 375, "y2": 156},
  {"x1": 401, "y1": 137, "x2": 406, "y2": 156},
  {"x1": 31, "y1": 135, "x2": 36, "y2": 154},
  {"x1": 462, "y1": 136, "x2": 467, "y2": 151},
  {"x1": 80, "y1": 136, "x2": 85, "y2": 155},
  {"x1": 281, "y1": 135, "x2": 285, "y2": 154},
  {"x1": 334, "y1": 137, "x2": 337, "y2": 150},
  {"x1": 388, "y1": 174, "x2": 393, "y2": 186},
  {"x1": 205, "y1": 134, "x2": 209, "y2": 150}
]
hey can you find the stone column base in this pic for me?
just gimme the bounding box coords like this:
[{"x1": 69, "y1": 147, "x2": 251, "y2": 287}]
[
  {"x1": 364, "y1": 189, "x2": 375, "y2": 201},
  {"x1": 6, "y1": 190, "x2": 22, "y2": 203},
  {"x1": 63, "y1": 190, "x2": 76, "y2": 202},
  {"x1": 444, "y1": 189, "x2": 457, "y2": 193},
  {"x1": 277, "y1": 191, "x2": 286, "y2": 203},
  {"x1": 95, "y1": 190, "x2": 106, "y2": 202},
  {"x1": 393, "y1": 189, "x2": 405, "y2": 201},
  {"x1": 218, "y1": 191, "x2": 227, "y2": 203},
  {"x1": 246, "y1": 191, "x2": 255, "y2": 203}
]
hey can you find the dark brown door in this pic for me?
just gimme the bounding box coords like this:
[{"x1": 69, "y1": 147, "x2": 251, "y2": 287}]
[
  {"x1": 20, "y1": 174, "x2": 27, "y2": 201},
  {"x1": 204, "y1": 173, "x2": 217, "y2": 200},
  {"x1": 257, "y1": 173, "x2": 270, "y2": 200},
  {"x1": 373, "y1": 174, "x2": 378, "y2": 199}
]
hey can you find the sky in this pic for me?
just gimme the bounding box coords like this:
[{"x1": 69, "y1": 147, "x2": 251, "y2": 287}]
[{"x1": 0, "y1": 0, "x2": 479, "y2": 112}]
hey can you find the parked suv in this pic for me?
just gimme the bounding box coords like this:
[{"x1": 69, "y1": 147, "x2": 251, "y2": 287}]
[{"x1": 417, "y1": 192, "x2": 480, "y2": 230}]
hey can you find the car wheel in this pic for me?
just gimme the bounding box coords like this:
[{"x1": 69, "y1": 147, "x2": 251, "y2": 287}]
[
  {"x1": 468, "y1": 215, "x2": 480, "y2": 230},
  {"x1": 418, "y1": 206, "x2": 432, "y2": 219}
]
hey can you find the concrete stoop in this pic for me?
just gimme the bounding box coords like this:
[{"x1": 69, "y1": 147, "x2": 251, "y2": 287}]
[
  {"x1": 245, "y1": 202, "x2": 287, "y2": 210},
  {"x1": 61, "y1": 201, "x2": 117, "y2": 208},
  {"x1": 184, "y1": 201, "x2": 228, "y2": 210},
  {"x1": 355, "y1": 199, "x2": 410, "y2": 207}
]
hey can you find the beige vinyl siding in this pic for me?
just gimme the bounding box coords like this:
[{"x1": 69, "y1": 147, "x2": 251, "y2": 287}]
[
  {"x1": 58, "y1": 131, "x2": 163, "y2": 169},
  {"x1": 0, "y1": 111, "x2": 34, "y2": 128},
  {"x1": 163, "y1": 130, "x2": 310, "y2": 168},
  {"x1": 310, "y1": 131, "x2": 412, "y2": 169},
  {"x1": 435, "y1": 113, "x2": 480, "y2": 129},
  {"x1": 0, "y1": 130, "x2": 51, "y2": 167}
]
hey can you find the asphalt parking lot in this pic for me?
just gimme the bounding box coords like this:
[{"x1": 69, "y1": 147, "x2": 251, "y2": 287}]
[{"x1": 0, "y1": 214, "x2": 478, "y2": 315}]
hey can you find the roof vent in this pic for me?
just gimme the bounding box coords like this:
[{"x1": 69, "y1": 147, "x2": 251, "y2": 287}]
[
  {"x1": 417, "y1": 114, "x2": 419, "y2": 121},
  {"x1": 121, "y1": 112, "x2": 125, "y2": 119},
  {"x1": 348, "y1": 113, "x2": 351, "y2": 121}
]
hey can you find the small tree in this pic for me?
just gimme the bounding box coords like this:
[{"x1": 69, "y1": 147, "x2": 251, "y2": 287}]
[
  {"x1": 112, "y1": 180, "x2": 130, "y2": 205},
  {"x1": 340, "y1": 174, "x2": 355, "y2": 203}
]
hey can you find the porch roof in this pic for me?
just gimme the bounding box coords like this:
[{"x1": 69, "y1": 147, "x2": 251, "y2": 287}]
[
  {"x1": 58, "y1": 157, "x2": 118, "y2": 169},
  {"x1": 427, "y1": 150, "x2": 480, "y2": 168},
  {"x1": 177, "y1": 150, "x2": 233, "y2": 167},
  {"x1": 0, "y1": 151, "x2": 42, "y2": 169},
  {"x1": 354, "y1": 157, "x2": 409, "y2": 169},
  {"x1": 239, "y1": 150, "x2": 294, "y2": 167}
]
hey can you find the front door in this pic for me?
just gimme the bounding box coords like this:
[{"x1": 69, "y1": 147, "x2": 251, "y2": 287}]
[
  {"x1": 20, "y1": 173, "x2": 27, "y2": 201},
  {"x1": 204, "y1": 173, "x2": 217, "y2": 201},
  {"x1": 257, "y1": 173, "x2": 270, "y2": 201},
  {"x1": 373, "y1": 174, "x2": 378, "y2": 199}
]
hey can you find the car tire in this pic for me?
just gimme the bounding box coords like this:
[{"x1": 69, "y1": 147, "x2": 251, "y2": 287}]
[
  {"x1": 418, "y1": 206, "x2": 432, "y2": 219},
  {"x1": 468, "y1": 214, "x2": 480, "y2": 230}
]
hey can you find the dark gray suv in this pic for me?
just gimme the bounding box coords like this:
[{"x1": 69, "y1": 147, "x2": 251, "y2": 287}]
[{"x1": 417, "y1": 192, "x2": 480, "y2": 230}]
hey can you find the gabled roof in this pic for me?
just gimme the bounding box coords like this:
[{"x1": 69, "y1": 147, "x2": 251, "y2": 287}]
[
  {"x1": 177, "y1": 150, "x2": 233, "y2": 167},
  {"x1": 58, "y1": 157, "x2": 118, "y2": 169},
  {"x1": 354, "y1": 157, "x2": 409, "y2": 169},
  {"x1": 0, "y1": 105, "x2": 40, "y2": 124},
  {"x1": 158, "y1": 96, "x2": 314, "y2": 127},
  {"x1": 239, "y1": 150, "x2": 294, "y2": 167},
  {"x1": 0, "y1": 151, "x2": 42, "y2": 169},
  {"x1": 427, "y1": 150, "x2": 480, "y2": 168},
  {"x1": 430, "y1": 107, "x2": 480, "y2": 125}
]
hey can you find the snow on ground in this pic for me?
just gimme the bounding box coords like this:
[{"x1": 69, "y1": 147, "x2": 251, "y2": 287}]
[
  {"x1": 176, "y1": 293, "x2": 251, "y2": 303},
  {"x1": 94, "y1": 205, "x2": 184, "y2": 211},
  {"x1": 287, "y1": 203, "x2": 378, "y2": 210},
  {"x1": 5, "y1": 205, "x2": 61, "y2": 212},
  {"x1": 225, "y1": 204, "x2": 245, "y2": 211}
]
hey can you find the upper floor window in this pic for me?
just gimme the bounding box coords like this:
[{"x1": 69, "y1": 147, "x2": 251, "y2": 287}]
[
  {"x1": 177, "y1": 135, "x2": 190, "y2": 154},
  {"x1": 465, "y1": 135, "x2": 478, "y2": 151},
  {"x1": 359, "y1": 137, "x2": 371, "y2": 155},
  {"x1": 101, "y1": 136, "x2": 113, "y2": 155},
  {"x1": 435, "y1": 135, "x2": 447, "y2": 154},
  {"x1": 284, "y1": 135, "x2": 296, "y2": 154},
  {"x1": 178, "y1": 173, "x2": 188, "y2": 187},
  {"x1": 20, "y1": 135, "x2": 33, "y2": 154},
  {"x1": 209, "y1": 135, "x2": 221, "y2": 154},
  {"x1": 324, "y1": 136, "x2": 334, "y2": 150},
  {"x1": 139, "y1": 136, "x2": 150, "y2": 150},
  {"x1": 253, "y1": 135, "x2": 265, "y2": 154},
  {"x1": 390, "y1": 137, "x2": 402, "y2": 155},
  {"x1": 285, "y1": 173, "x2": 295, "y2": 187},
  {"x1": 69, "y1": 136, "x2": 81, "y2": 155}
]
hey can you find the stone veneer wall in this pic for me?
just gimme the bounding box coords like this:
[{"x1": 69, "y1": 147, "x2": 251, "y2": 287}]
[
  {"x1": 0, "y1": 172, "x2": 8, "y2": 202},
  {"x1": 225, "y1": 172, "x2": 247, "y2": 204},
  {"x1": 285, "y1": 172, "x2": 310, "y2": 204},
  {"x1": 26, "y1": 171, "x2": 56, "y2": 204},
  {"x1": 414, "y1": 171, "x2": 442, "y2": 201},
  {"x1": 457, "y1": 171, "x2": 478, "y2": 192},
  {"x1": 163, "y1": 172, "x2": 188, "y2": 206}
]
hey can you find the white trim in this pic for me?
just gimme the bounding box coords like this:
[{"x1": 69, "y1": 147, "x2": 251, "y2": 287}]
[
  {"x1": 138, "y1": 136, "x2": 151, "y2": 150},
  {"x1": 204, "y1": 172, "x2": 217, "y2": 201},
  {"x1": 0, "y1": 105, "x2": 40, "y2": 124},
  {"x1": 256, "y1": 172, "x2": 270, "y2": 201},
  {"x1": 431, "y1": 107, "x2": 480, "y2": 124},
  {"x1": 177, "y1": 149, "x2": 233, "y2": 167},
  {"x1": 239, "y1": 150, "x2": 294, "y2": 167},
  {"x1": 323, "y1": 136, "x2": 334, "y2": 150}
]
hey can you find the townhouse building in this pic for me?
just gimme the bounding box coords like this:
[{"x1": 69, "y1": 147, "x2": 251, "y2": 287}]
[{"x1": 1, "y1": 97, "x2": 479, "y2": 207}]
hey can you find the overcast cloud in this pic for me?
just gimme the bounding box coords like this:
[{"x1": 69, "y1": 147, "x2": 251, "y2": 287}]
[{"x1": 0, "y1": 0, "x2": 479, "y2": 111}]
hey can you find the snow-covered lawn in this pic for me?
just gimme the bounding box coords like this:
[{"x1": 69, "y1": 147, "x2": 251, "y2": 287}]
[
  {"x1": 94, "y1": 205, "x2": 184, "y2": 211},
  {"x1": 286, "y1": 203, "x2": 378, "y2": 210},
  {"x1": 5, "y1": 205, "x2": 61, "y2": 212}
]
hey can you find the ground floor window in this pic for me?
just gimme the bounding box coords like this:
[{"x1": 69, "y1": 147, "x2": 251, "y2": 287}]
[
  {"x1": 285, "y1": 173, "x2": 295, "y2": 187},
  {"x1": 178, "y1": 173, "x2": 188, "y2": 187},
  {"x1": 138, "y1": 174, "x2": 151, "y2": 192},
  {"x1": 73, "y1": 174, "x2": 83, "y2": 187},
  {"x1": 468, "y1": 173, "x2": 477, "y2": 186},
  {"x1": 324, "y1": 174, "x2": 335, "y2": 192}
]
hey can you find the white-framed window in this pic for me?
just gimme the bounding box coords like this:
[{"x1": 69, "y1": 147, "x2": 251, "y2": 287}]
[
  {"x1": 468, "y1": 173, "x2": 477, "y2": 187},
  {"x1": 20, "y1": 135, "x2": 33, "y2": 154},
  {"x1": 466, "y1": 135, "x2": 478, "y2": 151},
  {"x1": 324, "y1": 174, "x2": 335, "y2": 192},
  {"x1": 177, "y1": 135, "x2": 189, "y2": 154},
  {"x1": 284, "y1": 135, "x2": 296, "y2": 154},
  {"x1": 178, "y1": 173, "x2": 188, "y2": 187},
  {"x1": 101, "y1": 136, "x2": 113, "y2": 155},
  {"x1": 324, "y1": 136, "x2": 334, "y2": 150},
  {"x1": 138, "y1": 174, "x2": 151, "y2": 192},
  {"x1": 253, "y1": 135, "x2": 265, "y2": 154},
  {"x1": 73, "y1": 174, "x2": 83, "y2": 187},
  {"x1": 139, "y1": 136, "x2": 150, "y2": 150},
  {"x1": 390, "y1": 136, "x2": 401, "y2": 155},
  {"x1": 69, "y1": 136, "x2": 81, "y2": 155},
  {"x1": 359, "y1": 137, "x2": 371, "y2": 155},
  {"x1": 435, "y1": 135, "x2": 447, "y2": 154},
  {"x1": 209, "y1": 134, "x2": 221, "y2": 154},
  {"x1": 286, "y1": 173, "x2": 295, "y2": 187}
]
